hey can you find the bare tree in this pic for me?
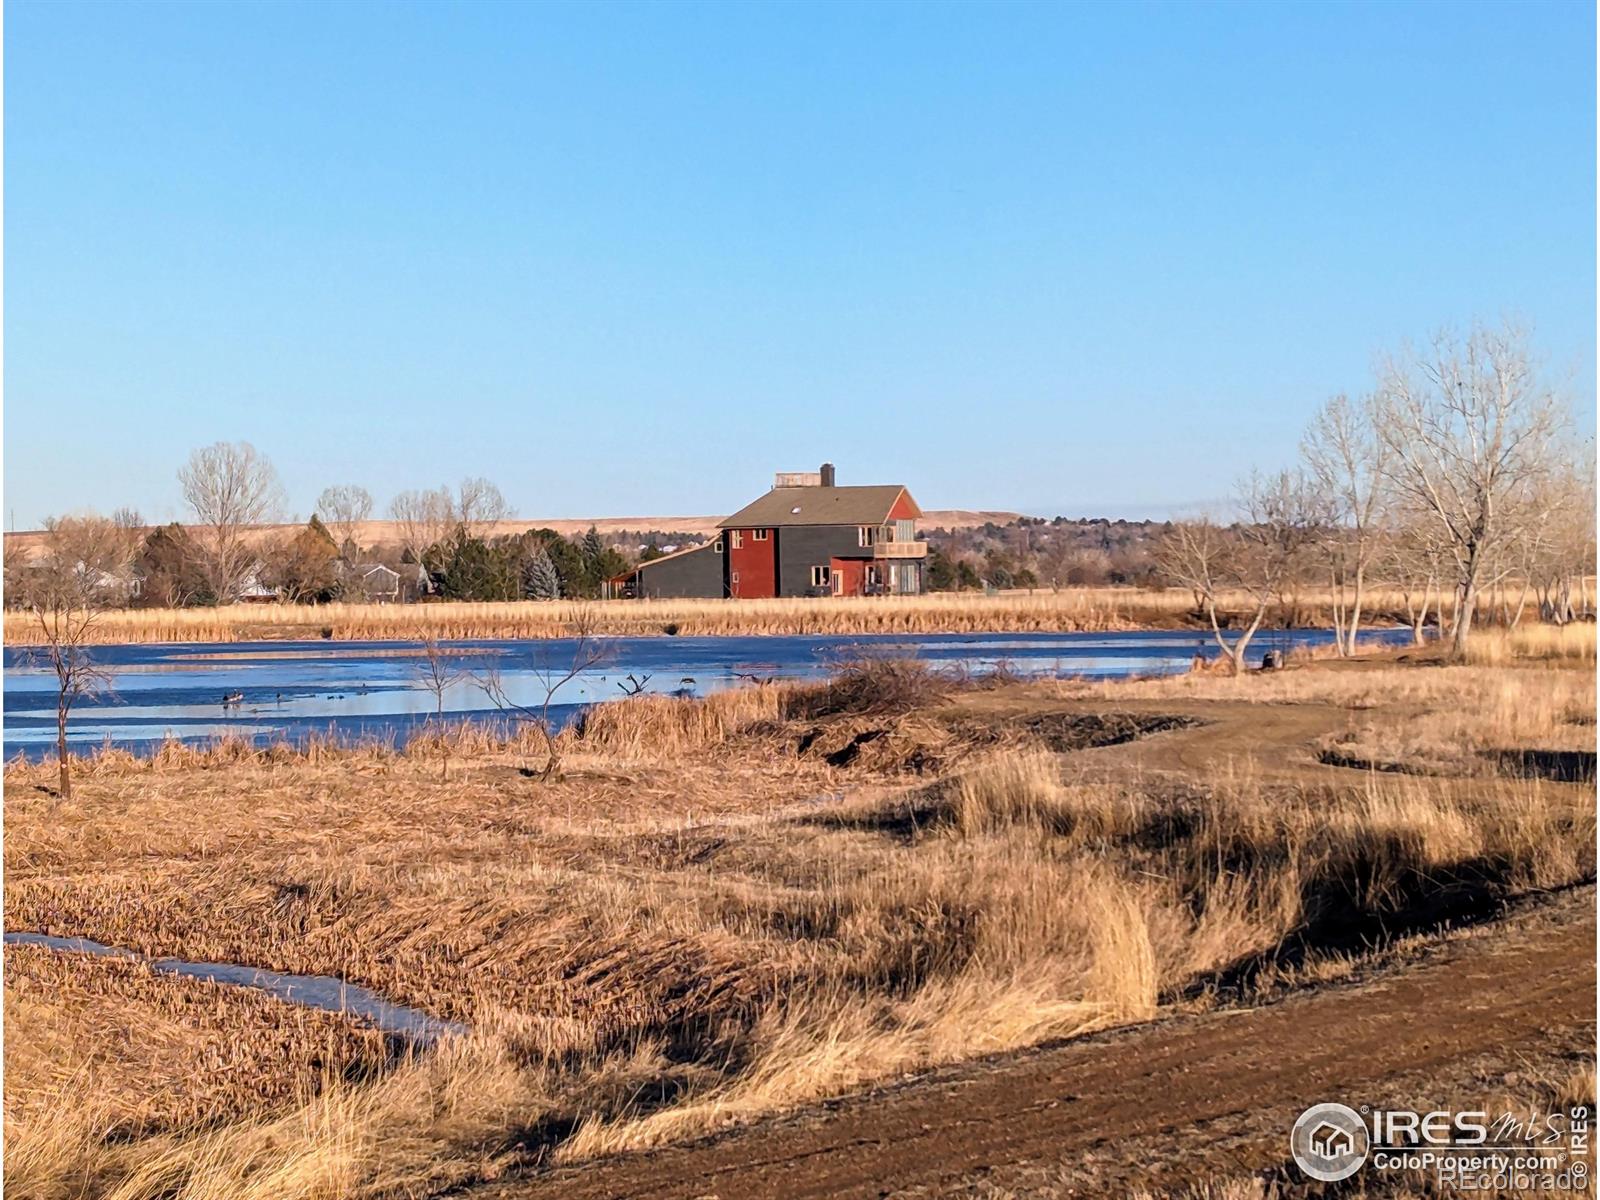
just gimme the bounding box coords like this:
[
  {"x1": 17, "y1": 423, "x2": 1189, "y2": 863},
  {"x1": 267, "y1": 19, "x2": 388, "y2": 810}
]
[
  {"x1": 388, "y1": 487, "x2": 454, "y2": 563},
  {"x1": 477, "y1": 605, "x2": 611, "y2": 781},
  {"x1": 3, "y1": 536, "x2": 30, "y2": 606},
  {"x1": 20, "y1": 515, "x2": 132, "y2": 798},
  {"x1": 315, "y1": 485, "x2": 374, "y2": 562},
  {"x1": 1525, "y1": 446, "x2": 1596, "y2": 626},
  {"x1": 1156, "y1": 516, "x2": 1230, "y2": 628},
  {"x1": 1379, "y1": 511, "x2": 1448, "y2": 646},
  {"x1": 1374, "y1": 323, "x2": 1570, "y2": 657},
  {"x1": 111, "y1": 507, "x2": 145, "y2": 532},
  {"x1": 414, "y1": 635, "x2": 467, "y2": 779},
  {"x1": 1302, "y1": 394, "x2": 1388, "y2": 656},
  {"x1": 178, "y1": 441, "x2": 285, "y2": 603},
  {"x1": 1158, "y1": 474, "x2": 1325, "y2": 676},
  {"x1": 452, "y1": 477, "x2": 512, "y2": 539}
]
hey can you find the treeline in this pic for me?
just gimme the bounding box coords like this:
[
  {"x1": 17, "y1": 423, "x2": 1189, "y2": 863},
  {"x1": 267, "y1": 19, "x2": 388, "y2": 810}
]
[
  {"x1": 52, "y1": 517, "x2": 636, "y2": 607},
  {"x1": 1157, "y1": 321, "x2": 1594, "y2": 669},
  {"x1": 920, "y1": 517, "x2": 1167, "y2": 592},
  {"x1": 3, "y1": 444, "x2": 649, "y2": 608}
]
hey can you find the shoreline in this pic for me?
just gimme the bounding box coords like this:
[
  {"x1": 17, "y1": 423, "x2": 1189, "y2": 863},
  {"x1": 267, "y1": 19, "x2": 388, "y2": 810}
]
[{"x1": 1, "y1": 588, "x2": 1440, "y2": 647}]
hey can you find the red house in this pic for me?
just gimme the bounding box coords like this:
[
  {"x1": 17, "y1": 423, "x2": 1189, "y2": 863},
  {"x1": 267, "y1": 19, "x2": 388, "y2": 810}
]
[{"x1": 613, "y1": 464, "x2": 928, "y2": 599}]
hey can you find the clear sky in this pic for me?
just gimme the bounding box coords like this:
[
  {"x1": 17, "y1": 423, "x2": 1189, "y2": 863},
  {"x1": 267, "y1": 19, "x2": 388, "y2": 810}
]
[{"x1": 5, "y1": 0, "x2": 1594, "y2": 528}]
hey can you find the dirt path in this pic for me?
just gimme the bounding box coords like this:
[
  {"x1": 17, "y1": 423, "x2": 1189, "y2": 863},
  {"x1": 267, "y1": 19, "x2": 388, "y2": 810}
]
[{"x1": 468, "y1": 889, "x2": 1595, "y2": 1200}]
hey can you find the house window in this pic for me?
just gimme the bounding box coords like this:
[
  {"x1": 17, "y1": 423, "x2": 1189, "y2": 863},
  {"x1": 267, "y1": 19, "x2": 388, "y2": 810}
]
[
  {"x1": 752, "y1": 528, "x2": 768, "y2": 541},
  {"x1": 811, "y1": 565, "x2": 831, "y2": 588},
  {"x1": 857, "y1": 525, "x2": 875, "y2": 547},
  {"x1": 730, "y1": 531, "x2": 743, "y2": 550},
  {"x1": 832, "y1": 571, "x2": 843, "y2": 596},
  {"x1": 712, "y1": 539, "x2": 723, "y2": 553},
  {"x1": 731, "y1": 570, "x2": 740, "y2": 584}
]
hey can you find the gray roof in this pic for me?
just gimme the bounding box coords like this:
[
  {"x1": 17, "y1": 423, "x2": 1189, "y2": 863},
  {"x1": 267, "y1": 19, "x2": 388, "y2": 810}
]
[{"x1": 718, "y1": 486, "x2": 919, "y2": 530}]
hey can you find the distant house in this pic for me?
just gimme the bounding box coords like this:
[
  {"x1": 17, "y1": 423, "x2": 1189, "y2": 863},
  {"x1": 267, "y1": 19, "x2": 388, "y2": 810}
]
[
  {"x1": 335, "y1": 559, "x2": 429, "y2": 603},
  {"x1": 358, "y1": 563, "x2": 401, "y2": 603},
  {"x1": 610, "y1": 463, "x2": 926, "y2": 599},
  {"x1": 236, "y1": 562, "x2": 278, "y2": 603}
]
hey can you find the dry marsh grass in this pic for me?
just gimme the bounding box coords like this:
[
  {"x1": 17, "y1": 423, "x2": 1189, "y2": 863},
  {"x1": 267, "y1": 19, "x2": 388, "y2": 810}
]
[
  {"x1": 3, "y1": 947, "x2": 391, "y2": 1139},
  {"x1": 1464, "y1": 622, "x2": 1599, "y2": 666},
  {"x1": 5, "y1": 655, "x2": 1595, "y2": 1198},
  {"x1": 1, "y1": 586, "x2": 1447, "y2": 645}
]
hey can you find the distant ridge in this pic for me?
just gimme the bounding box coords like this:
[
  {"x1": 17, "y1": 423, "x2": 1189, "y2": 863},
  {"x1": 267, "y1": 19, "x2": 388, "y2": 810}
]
[{"x1": 4, "y1": 509, "x2": 1031, "y2": 550}]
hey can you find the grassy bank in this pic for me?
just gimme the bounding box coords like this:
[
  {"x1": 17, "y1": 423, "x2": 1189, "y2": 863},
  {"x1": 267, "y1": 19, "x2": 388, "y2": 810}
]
[
  {"x1": 1, "y1": 586, "x2": 1460, "y2": 645},
  {"x1": 5, "y1": 645, "x2": 1593, "y2": 1198}
]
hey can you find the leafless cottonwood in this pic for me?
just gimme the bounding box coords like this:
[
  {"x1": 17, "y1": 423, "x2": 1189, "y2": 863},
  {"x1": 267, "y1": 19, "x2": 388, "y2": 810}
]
[
  {"x1": 110, "y1": 507, "x2": 145, "y2": 532},
  {"x1": 315, "y1": 485, "x2": 374, "y2": 562},
  {"x1": 452, "y1": 477, "x2": 512, "y2": 539},
  {"x1": 178, "y1": 441, "x2": 285, "y2": 603},
  {"x1": 388, "y1": 488, "x2": 455, "y2": 563},
  {"x1": 414, "y1": 635, "x2": 467, "y2": 779},
  {"x1": 1374, "y1": 323, "x2": 1570, "y2": 658},
  {"x1": 477, "y1": 605, "x2": 612, "y2": 781},
  {"x1": 21, "y1": 515, "x2": 132, "y2": 798},
  {"x1": 1159, "y1": 474, "x2": 1324, "y2": 676},
  {"x1": 1157, "y1": 515, "x2": 1230, "y2": 628},
  {"x1": 1529, "y1": 449, "x2": 1597, "y2": 624},
  {"x1": 1302, "y1": 394, "x2": 1388, "y2": 655},
  {"x1": 1379, "y1": 511, "x2": 1449, "y2": 645}
]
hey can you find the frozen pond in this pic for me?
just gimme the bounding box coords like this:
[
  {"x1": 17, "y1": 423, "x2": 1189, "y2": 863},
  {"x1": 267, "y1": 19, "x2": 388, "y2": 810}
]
[{"x1": 3, "y1": 628, "x2": 1409, "y2": 758}]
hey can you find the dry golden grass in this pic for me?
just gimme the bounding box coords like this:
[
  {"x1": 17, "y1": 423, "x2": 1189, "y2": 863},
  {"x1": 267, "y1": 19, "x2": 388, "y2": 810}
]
[
  {"x1": 5, "y1": 655, "x2": 1594, "y2": 1198},
  {"x1": 3, "y1": 948, "x2": 390, "y2": 1138},
  {"x1": 1, "y1": 586, "x2": 1450, "y2": 645},
  {"x1": 1465, "y1": 622, "x2": 1599, "y2": 666}
]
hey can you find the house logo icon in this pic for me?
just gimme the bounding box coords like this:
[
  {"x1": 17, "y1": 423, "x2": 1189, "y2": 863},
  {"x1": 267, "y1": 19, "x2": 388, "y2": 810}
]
[{"x1": 1291, "y1": 1102, "x2": 1369, "y2": 1181}]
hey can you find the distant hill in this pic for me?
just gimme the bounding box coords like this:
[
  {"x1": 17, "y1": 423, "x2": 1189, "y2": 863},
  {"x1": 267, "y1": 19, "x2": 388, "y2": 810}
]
[{"x1": 4, "y1": 509, "x2": 1031, "y2": 556}]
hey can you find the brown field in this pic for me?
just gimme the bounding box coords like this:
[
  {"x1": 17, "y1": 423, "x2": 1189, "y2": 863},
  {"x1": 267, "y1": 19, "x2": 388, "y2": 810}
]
[
  {"x1": 2, "y1": 584, "x2": 1464, "y2": 644},
  {"x1": 4, "y1": 629, "x2": 1594, "y2": 1199},
  {"x1": 2, "y1": 508, "x2": 1025, "y2": 560}
]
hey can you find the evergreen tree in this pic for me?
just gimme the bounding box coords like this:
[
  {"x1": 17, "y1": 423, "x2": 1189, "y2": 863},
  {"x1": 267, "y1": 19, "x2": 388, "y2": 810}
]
[
  {"x1": 578, "y1": 525, "x2": 607, "y2": 594},
  {"x1": 926, "y1": 547, "x2": 957, "y2": 591},
  {"x1": 427, "y1": 531, "x2": 516, "y2": 601},
  {"x1": 522, "y1": 547, "x2": 562, "y2": 600},
  {"x1": 137, "y1": 523, "x2": 212, "y2": 607}
]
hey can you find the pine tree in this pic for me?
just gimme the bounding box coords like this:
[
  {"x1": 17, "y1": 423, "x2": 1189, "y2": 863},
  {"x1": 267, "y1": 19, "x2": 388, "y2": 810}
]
[{"x1": 522, "y1": 547, "x2": 561, "y2": 600}]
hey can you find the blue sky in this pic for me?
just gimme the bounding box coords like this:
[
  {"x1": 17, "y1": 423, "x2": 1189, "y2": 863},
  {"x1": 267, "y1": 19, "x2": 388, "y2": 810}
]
[{"x1": 5, "y1": 0, "x2": 1594, "y2": 527}]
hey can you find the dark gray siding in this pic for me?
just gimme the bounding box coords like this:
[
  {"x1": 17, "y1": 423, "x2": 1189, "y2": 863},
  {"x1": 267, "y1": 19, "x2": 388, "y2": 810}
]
[
  {"x1": 774, "y1": 526, "x2": 867, "y2": 596},
  {"x1": 633, "y1": 543, "x2": 725, "y2": 598}
]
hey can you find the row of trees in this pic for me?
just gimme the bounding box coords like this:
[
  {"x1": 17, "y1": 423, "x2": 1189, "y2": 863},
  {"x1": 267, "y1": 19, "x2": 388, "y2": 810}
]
[
  {"x1": 1159, "y1": 322, "x2": 1593, "y2": 670},
  {"x1": 7, "y1": 441, "x2": 648, "y2": 607},
  {"x1": 920, "y1": 517, "x2": 1167, "y2": 591}
]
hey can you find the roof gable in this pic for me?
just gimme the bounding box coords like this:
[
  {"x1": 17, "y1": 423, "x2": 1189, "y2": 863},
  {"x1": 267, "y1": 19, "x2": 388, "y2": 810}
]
[{"x1": 719, "y1": 485, "x2": 920, "y2": 530}]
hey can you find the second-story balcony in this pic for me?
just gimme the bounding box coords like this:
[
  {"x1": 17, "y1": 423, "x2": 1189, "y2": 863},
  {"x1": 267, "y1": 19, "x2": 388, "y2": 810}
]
[{"x1": 873, "y1": 539, "x2": 928, "y2": 559}]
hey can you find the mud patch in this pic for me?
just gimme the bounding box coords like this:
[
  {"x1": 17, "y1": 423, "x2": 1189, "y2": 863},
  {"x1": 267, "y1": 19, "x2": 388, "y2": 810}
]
[
  {"x1": 1316, "y1": 747, "x2": 1435, "y2": 775},
  {"x1": 1010, "y1": 711, "x2": 1200, "y2": 752},
  {"x1": 1485, "y1": 748, "x2": 1596, "y2": 783}
]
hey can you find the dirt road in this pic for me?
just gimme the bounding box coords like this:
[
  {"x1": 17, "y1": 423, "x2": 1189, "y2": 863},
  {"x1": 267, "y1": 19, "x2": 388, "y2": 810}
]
[{"x1": 469, "y1": 889, "x2": 1595, "y2": 1200}]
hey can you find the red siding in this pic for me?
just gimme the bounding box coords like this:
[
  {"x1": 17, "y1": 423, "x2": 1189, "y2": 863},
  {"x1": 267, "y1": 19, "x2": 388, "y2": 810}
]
[
  {"x1": 727, "y1": 529, "x2": 777, "y2": 598},
  {"x1": 887, "y1": 490, "x2": 920, "y2": 521},
  {"x1": 830, "y1": 557, "x2": 867, "y2": 597}
]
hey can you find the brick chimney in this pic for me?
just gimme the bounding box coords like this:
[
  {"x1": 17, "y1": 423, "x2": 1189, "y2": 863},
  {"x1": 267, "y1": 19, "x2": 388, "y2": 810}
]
[{"x1": 820, "y1": 462, "x2": 836, "y2": 487}]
